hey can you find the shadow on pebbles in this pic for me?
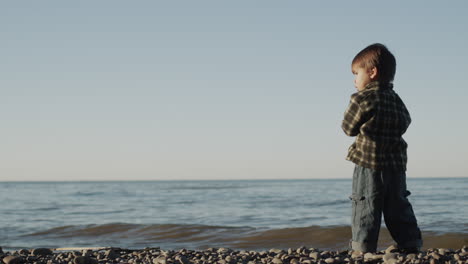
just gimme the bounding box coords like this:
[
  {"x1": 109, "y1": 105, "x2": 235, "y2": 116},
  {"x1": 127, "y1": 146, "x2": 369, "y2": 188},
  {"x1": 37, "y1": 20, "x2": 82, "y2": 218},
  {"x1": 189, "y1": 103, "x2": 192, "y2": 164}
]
[{"x1": 0, "y1": 246, "x2": 466, "y2": 264}]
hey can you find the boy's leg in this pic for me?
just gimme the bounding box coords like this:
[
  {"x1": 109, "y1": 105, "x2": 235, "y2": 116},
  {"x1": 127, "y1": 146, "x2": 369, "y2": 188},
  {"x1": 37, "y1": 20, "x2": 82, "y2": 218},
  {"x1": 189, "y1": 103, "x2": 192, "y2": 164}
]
[
  {"x1": 382, "y1": 170, "x2": 423, "y2": 249},
  {"x1": 350, "y1": 165, "x2": 385, "y2": 253}
]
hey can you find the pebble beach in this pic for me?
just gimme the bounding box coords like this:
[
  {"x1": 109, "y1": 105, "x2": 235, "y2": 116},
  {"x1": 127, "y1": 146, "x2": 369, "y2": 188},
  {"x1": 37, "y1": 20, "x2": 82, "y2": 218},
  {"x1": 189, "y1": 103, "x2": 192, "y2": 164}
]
[{"x1": 1, "y1": 246, "x2": 467, "y2": 264}]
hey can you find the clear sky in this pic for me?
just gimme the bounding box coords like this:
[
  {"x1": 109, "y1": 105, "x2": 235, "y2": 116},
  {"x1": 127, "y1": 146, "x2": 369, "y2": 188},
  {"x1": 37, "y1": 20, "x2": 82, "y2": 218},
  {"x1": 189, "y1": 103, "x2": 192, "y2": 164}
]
[{"x1": 1, "y1": 1, "x2": 467, "y2": 181}]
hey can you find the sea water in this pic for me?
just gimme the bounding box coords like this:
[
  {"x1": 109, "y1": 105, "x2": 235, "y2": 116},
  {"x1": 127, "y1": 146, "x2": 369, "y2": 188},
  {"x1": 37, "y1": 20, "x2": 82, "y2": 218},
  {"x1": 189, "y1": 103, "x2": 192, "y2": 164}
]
[{"x1": 0, "y1": 178, "x2": 466, "y2": 250}]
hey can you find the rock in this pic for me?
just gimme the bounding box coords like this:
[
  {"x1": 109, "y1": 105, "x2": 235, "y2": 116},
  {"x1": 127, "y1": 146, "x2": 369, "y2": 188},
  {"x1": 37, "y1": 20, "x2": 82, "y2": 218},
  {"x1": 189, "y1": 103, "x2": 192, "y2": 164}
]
[
  {"x1": 2, "y1": 256, "x2": 24, "y2": 264},
  {"x1": 177, "y1": 255, "x2": 191, "y2": 264},
  {"x1": 217, "y1": 248, "x2": 231, "y2": 254},
  {"x1": 296, "y1": 247, "x2": 305, "y2": 255},
  {"x1": 373, "y1": 254, "x2": 384, "y2": 260},
  {"x1": 383, "y1": 253, "x2": 397, "y2": 262},
  {"x1": 431, "y1": 252, "x2": 441, "y2": 260},
  {"x1": 406, "y1": 253, "x2": 417, "y2": 260},
  {"x1": 154, "y1": 256, "x2": 167, "y2": 264},
  {"x1": 385, "y1": 245, "x2": 398, "y2": 254},
  {"x1": 351, "y1": 251, "x2": 362, "y2": 259},
  {"x1": 270, "y1": 249, "x2": 283, "y2": 255},
  {"x1": 324, "y1": 258, "x2": 334, "y2": 264},
  {"x1": 73, "y1": 256, "x2": 98, "y2": 264},
  {"x1": 82, "y1": 250, "x2": 93, "y2": 257},
  {"x1": 438, "y1": 248, "x2": 450, "y2": 255},
  {"x1": 271, "y1": 258, "x2": 283, "y2": 264},
  {"x1": 18, "y1": 249, "x2": 29, "y2": 256},
  {"x1": 32, "y1": 248, "x2": 53, "y2": 257},
  {"x1": 105, "y1": 249, "x2": 119, "y2": 260},
  {"x1": 225, "y1": 256, "x2": 235, "y2": 264},
  {"x1": 363, "y1": 253, "x2": 374, "y2": 260},
  {"x1": 290, "y1": 258, "x2": 299, "y2": 264},
  {"x1": 309, "y1": 252, "x2": 319, "y2": 260},
  {"x1": 25, "y1": 256, "x2": 38, "y2": 262}
]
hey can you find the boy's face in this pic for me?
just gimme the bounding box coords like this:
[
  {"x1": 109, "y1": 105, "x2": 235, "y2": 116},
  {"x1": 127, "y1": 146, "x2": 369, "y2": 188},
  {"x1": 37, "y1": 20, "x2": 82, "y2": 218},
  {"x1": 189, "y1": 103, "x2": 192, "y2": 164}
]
[{"x1": 352, "y1": 66, "x2": 376, "y2": 91}]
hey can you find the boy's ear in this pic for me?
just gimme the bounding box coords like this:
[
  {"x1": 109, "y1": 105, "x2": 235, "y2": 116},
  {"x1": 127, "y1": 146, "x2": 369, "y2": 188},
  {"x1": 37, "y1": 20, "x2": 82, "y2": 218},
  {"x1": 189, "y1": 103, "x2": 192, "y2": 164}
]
[{"x1": 369, "y1": 67, "x2": 378, "y2": 80}]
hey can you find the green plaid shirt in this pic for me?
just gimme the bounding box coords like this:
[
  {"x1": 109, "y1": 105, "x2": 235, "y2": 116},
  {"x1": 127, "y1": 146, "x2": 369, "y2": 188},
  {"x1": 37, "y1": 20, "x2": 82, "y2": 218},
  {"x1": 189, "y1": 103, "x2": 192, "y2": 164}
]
[{"x1": 342, "y1": 81, "x2": 411, "y2": 171}]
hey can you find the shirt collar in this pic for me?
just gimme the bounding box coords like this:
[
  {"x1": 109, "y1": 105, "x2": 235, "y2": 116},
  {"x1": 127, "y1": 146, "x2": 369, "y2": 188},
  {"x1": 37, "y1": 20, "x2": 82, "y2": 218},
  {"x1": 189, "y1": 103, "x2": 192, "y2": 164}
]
[{"x1": 364, "y1": 81, "x2": 393, "y2": 91}]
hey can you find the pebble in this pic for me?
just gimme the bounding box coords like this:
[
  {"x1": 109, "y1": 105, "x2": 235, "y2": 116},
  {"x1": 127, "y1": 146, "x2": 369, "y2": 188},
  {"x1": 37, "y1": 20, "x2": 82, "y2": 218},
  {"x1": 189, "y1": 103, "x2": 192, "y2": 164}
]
[
  {"x1": 385, "y1": 245, "x2": 398, "y2": 254},
  {"x1": 383, "y1": 253, "x2": 397, "y2": 262},
  {"x1": 290, "y1": 258, "x2": 299, "y2": 264},
  {"x1": 105, "y1": 249, "x2": 119, "y2": 260},
  {"x1": 2, "y1": 256, "x2": 24, "y2": 264},
  {"x1": 73, "y1": 256, "x2": 98, "y2": 264},
  {"x1": 363, "y1": 252, "x2": 374, "y2": 260},
  {"x1": 351, "y1": 251, "x2": 362, "y2": 259},
  {"x1": 296, "y1": 247, "x2": 307, "y2": 255},
  {"x1": 82, "y1": 250, "x2": 93, "y2": 257},
  {"x1": 154, "y1": 256, "x2": 168, "y2": 264},
  {"x1": 271, "y1": 257, "x2": 283, "y2": 264},
  {"x1": 309, "y1": 252, "x2": 320, "y2": 260},
  {"x1": 218, "y1": 248, "x2": 231, "y2": 254},
  {"x1": 32, "y1": 248, "x2": 54, "y2": 256},
  {"x1": 177, "y1": 255, "x2": 191, "y2": 264},
  {"x1": 430, "y1": 252, "x2": 441, "y2": 260},
  {"x1": 270, "y1": 249, "x2": 283, "y2": 255},
  {"x1": 19, "y1": 249, "x2": 29, "y2": 256},
  {"x1": 324, "y1": 257, "x2": 335, "y2": 264}
]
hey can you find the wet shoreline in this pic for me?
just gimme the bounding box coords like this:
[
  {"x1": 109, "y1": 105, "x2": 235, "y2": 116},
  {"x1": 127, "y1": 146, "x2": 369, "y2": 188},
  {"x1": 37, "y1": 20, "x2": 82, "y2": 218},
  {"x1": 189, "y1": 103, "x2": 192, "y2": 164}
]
[{"x1": 7, "y1": 224, "x2": 467, "y2": 253}]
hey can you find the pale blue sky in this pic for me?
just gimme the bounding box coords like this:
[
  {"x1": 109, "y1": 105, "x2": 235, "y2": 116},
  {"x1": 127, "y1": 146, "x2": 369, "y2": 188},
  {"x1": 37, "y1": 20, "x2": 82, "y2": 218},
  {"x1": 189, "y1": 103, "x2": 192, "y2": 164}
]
[{"x1": 1, "y1": 1, "x2": 467, "y2": 181}]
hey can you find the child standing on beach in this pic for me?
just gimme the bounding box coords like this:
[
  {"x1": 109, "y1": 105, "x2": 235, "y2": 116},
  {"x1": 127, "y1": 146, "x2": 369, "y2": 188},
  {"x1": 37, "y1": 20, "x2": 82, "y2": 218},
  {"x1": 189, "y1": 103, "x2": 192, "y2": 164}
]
[{"x1": 342, "y1": 43, "x2": 423, "y2": 253}]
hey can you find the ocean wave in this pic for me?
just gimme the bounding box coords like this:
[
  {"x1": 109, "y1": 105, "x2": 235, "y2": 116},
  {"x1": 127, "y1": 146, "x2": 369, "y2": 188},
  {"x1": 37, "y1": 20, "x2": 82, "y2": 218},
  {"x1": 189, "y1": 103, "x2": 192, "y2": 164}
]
[
  {"x1": 74, "y1": 191, "x2": 106, "y2": 197},
  {"x1": 21, "y1": 223, "x2": 468, "y2": 251}
]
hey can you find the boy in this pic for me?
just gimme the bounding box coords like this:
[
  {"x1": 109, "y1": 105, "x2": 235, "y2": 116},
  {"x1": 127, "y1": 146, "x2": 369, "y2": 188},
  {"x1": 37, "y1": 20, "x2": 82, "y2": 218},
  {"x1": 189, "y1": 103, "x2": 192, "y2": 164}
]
[{"x1": 342, "y1": 43, "x2": 422, "y2": 253}]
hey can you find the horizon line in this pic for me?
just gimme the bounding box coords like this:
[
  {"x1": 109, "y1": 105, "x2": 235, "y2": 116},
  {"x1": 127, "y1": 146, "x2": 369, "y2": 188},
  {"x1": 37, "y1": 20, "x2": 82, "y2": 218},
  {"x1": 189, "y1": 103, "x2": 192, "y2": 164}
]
[{"x1": 1, "y1": 176, "x2": 466, "y2": 183}]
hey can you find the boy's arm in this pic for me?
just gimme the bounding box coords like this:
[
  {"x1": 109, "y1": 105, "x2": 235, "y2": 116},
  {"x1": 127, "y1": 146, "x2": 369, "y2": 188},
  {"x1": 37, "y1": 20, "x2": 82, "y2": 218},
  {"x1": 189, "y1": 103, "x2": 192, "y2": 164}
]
[
  {"x1": 341, "y1": 94, "x2": 371, "y2": 137},
  {"x1": 399, "y1": 97, "x2": 412, "y2": 134}
]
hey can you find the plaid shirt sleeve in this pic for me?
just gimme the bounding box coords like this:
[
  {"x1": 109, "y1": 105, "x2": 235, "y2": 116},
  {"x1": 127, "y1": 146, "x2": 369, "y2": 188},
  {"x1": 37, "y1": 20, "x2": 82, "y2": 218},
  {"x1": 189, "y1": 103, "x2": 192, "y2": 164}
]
[{"x1": 342, "y1": 93, "x2": 373, "y2": 137}]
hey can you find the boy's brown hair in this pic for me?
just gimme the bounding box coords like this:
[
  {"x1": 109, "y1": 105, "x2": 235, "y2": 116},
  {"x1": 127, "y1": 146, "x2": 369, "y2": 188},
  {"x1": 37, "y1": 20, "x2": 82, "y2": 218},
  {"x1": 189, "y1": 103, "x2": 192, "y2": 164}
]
[{"x1": 352, "y1": 43, "x2": 396, "y2": 84}]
